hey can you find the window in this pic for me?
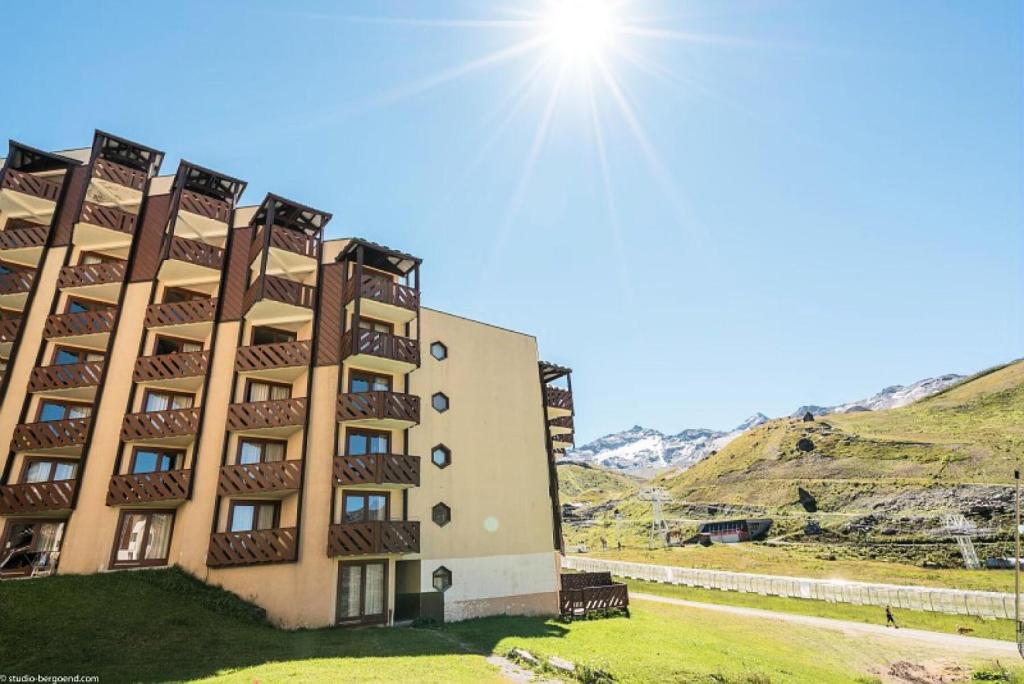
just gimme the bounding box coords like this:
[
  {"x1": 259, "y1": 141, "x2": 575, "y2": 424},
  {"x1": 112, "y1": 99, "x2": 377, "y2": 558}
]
[
  {"x1": 431, "y1": 444, "x2": 451, "y2": 469},
  {"x1": 245, "y1": 380, "x2": 291, "y2": 402},
  {"x1": 349, "y1": 371, "x2": 391, "y2": 393},
  {"x1": 237, "y1": 438, "x2": 286, "y2": 465},
  {"x1": 143, "y1": 390, "x2": 194, "y2": 412},
  {"x1": 430, "y1": 342, "x2": 447, "y2": 361},
  {"x1": 37, "y1": 400, "x2": 92, "y2": 422},
  {"x1": 357, "y1": 317, "x2": 393, "y2": 335},
  {"x1": 111, "y1": 511, "x2": 174, "y2": 568},
  {"x1": 1, "y1": 521, "x2": 65, "y2": 576},
  {"x1": 65, "y1": 297, "x2": 111, "y2": 313},
  {"x1": 431, "y1": 502, "x2": 451, "y2": 527},
  {"x1": 228, "y1": 501, "x2": 280, "y2": 532},
  {"x1": 52, "y1": 346, "x2": 105, "y2": 365},
  {"x1": 162, "y1": 287, "x2": 207, "y2": 304},
  {"x1": 251, "y1": 326, "x2": 296, "y2": 346},
  {"x1": 432, "y1": 566, "x2": 452, "y2": 592},
  {"x1": 431, "y1": 393, "x2": 449, "y2": 413},
  {"x1": 342, "y1": 492, "x2": 389, "y2": 523},
  {"x1": 130, "y1": 448, "x2": 185, "y2": 474},
  {"x1": 344, "y1": 429, "x2": 390, "y2": 456},
  {"x1": 78, "y1": 251, "x2": 120, "y2": 265},
  {"x1": 153, "y1": 335, "x2": 202, "y2": 355},
  {"x1": 21, "y1": 458, "x2": 76, "y2": 483}
]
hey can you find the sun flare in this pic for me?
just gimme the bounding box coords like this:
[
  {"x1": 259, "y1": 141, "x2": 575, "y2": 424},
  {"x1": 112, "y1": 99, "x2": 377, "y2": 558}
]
[{"x1": 541, "y1": 0, "x2": 617, "y2": 63}]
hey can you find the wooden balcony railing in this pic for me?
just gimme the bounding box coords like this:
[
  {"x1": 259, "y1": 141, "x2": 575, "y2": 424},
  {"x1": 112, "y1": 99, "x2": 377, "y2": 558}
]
[
  {"x1": 250, "y1": 224, "x2": 319, "y2": 262},
  {"x1": 552, "y1": 433, "x2": 575, "y2": 447},
  {"x1": 0, "y1": 317, "x2": 20, "y2": 343},
  {"x1": 93, "y1": 158, "x2": 146, "y2": 191},
  {"x1": 217, "y1": 460, "x2": 302, "y2": 496},
  {"x1": 340, "y1": 329, "x2": 419, "y2": 366},
  {"x1": 58, "y1": 261, "x2": 126, "y2": 290},
  {"x1": 12, "y1": 418, "x2": 90, "y2": 451},
  {"x1": 179, "y1": 189, "x2": 231, "y2": 224},
  {"x1": 44, "y1": 309, "x2": 116, "y2": 339},
  {"x1": 120, "y1": 408, "x2": 201, "y2": 441},
  {"x1": 0, "y1": 480, "x2": 76, "y2": 514},
  {"x1": 1, "y1": 168, "x2": 62, "y2": 203},
  {"x1": 234, "y1": 341, "x2": 311, "y2": 373},
  {"x1": 545, "y1": 386, "x2": 573, "y2": 411},
  {"x1": 78, "y1": 201, "x2": 137, "y2": 235},
  {"x1": 226, "y1": 398, "x2": 307, "y2": 431},
  {"x1": 106, "y1": 470, "x2": 191, "y2": 505},
  {"x1": 0, "y1": 270, "x2": 33, "y2": 295},
  {"x1": 207, "y1": 527, "x2": 298, "y2": 567},
  {"x1": 549, "y1": 415, "x2": 574, "y2": 430},
  {"x1": 327, "y1": 520, "x2": 420, "y2": 557},
  {"x1": 29, "y1": 361, "x2": 104, "y2": 392},
  {"x1": 333, "y1": 454, "x2": 420, "y2": 488},
  {"x1": 343, "y1": 272, "x2": 419, "y2": 312},
  {"x1": 166, "y1": 235, "x2": 225, "y2": 270},
  {"x1": 133, "y1": 351, "x2": 209, "y2": 383},
  {"x1": 337, "y1": 391, "x2": 420, "y2": 425},
  {"x1": 0, "y1": 222, "x2": 48, "y2": 250},
  {"x1": 144, "y1": 297, "x2": 216, "y2": 328},
  {"x1": 243, "y1": 274, "x2": 316, "y2": 313}
]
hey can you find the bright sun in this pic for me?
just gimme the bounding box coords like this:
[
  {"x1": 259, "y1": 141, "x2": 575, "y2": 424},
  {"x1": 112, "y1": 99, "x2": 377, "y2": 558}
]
[{"x1": 542, "y1": 0, "x2": 617, "y2": 63}]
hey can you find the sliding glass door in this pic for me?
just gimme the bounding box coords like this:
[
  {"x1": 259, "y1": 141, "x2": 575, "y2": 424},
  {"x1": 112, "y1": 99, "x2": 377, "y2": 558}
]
[{"x1": 337, "y1": 560, "x2": 387, "y2": 625}]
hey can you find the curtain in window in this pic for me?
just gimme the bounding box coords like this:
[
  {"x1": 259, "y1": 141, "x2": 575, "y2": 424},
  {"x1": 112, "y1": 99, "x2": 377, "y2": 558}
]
[
  {"x1": 256, "y1": 504, "x2": 276, "y2": 530},
  {"x1": 339, "y1": 565, "x2": 362, "y2": 619},
  {"x1": 248, "y1": 383, "x2": 270, "y2": 402},
  {"x1": 145, "y1": 514, "x2": 173, "y2": 560},
  {"x1": 67, "y1": 405, "x2": 92, "y2": 419},
  {"x1": 117, "y1": 513, "x2": 149, "y2": 562},
  {"x1": 364, "y1": 563, "x2": 384, "y2": 615},
  {"x1": 269, "y1": 384, "x2": 290, "y2": 401},
  {"x1": 171, "y1": 394, "x2": 193, "y2": 410},
  {"x1": 145, "y1": 393, "x2": 170, "y2": 412},
  {"x1": 24, "y1": 462, "x2": 51, "y2": 483},
  {"x1": 34, "y1": 522, "x2": 64, "y2": 552},
  {"x1": 264, "y1": 442, "x2": 285, "y2": 462}
]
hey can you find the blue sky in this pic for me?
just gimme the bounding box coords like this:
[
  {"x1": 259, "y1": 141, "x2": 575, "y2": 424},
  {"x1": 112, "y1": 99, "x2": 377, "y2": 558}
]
[{"x1": 3, "y1": 1, "x2": 1020, "y2": 442}]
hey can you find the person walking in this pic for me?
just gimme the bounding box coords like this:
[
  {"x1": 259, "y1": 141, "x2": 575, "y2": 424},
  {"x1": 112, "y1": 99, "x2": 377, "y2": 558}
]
[{"x1": 885, "y1": 605, "x2": 898, "y2": 629}]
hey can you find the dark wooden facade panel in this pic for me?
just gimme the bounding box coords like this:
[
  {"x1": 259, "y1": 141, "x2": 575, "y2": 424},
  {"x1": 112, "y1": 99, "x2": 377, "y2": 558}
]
[
  {"x1": 235, "y1": 341, "x2": 311, "y2": 372},
  {"x1": 217, "y1": 460, "x2": 302, "y2": 496},
  {"x1": 133, "y1": 351, "x2": 209, "y2": 382},
  {"x1": 333, "y1": 454, "x2": 420, "y2": 487},
  {"x1": 327, "y1": 520, "x2": 420, "y2": 556},
  {"x1": 225, "y1": 398, "x2": 307, "y2": 431},
  {"x1": 50, "y1": 165, "x2": 89, "y2": 247},
  {"x1": 315, "y1": 262, "x2": 344, "y2": 366},
  {"x1": 11, "y1": 418, "x2": 90, "y2": 451},
  {"x1": 106, "y1": 470, "x2": 191, "y2": 505},
  {"x1": 128, "y1": 193, "x2": 171, "y2": 282},
  {"x1": 0, "y1": 480, "x2": 76, "y2": 514},
  {"x1": 218, "y1": 226, "x2": 252, "y2": 321},
  {"x1": 29, "y1": 361, "x2": 104, "y2": 392},
  {"x1": 0, "y1": 223, "x2": 48, "y2": 251}
]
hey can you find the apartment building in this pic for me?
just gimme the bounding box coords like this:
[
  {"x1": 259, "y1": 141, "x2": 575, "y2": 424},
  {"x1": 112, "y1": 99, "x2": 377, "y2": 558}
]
[{"x1": 0, "y1": 130, "x2": 576, "y2": 627}]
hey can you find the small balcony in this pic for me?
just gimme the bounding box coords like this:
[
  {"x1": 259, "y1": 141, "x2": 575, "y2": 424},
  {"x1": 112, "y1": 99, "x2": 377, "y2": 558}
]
[
  {"x1": 337, "y1": 391, "x2": 420, "y2": 429},
  {"x1": 548, "y1": 415, "x2": 574, "y2": 436},
  {"x1": 44, "y1": 309, "x2": 116, "y2": 348},
  {"x1": 0, "y1": 480, "x2": 76, "y2": 515},
  {"x1": 207, "y1": 527, "x2": 298, "y2": 568},
  {"x1": 176, "y1": 190, "x2": 231, "y2": 242},
  {"x1": 333, "y1": 454, "x2": 420, "y2": 488},
  {"x1": 217, "y1": 460, "x2": 302, "y2": 497},
  {"x1": 0, "y1": 168, "x2": 62, "y2": 217},
  {"x1": 340, "y1": 329, "x2": 419, "y2": 374},
  {"x1": 0, "y1": 220, "x2": 49, "y2": 264},
  {"x1": 0, "y1": 270, "x2": 33, "y2": 310},
  {"x1": 57, "y1": 261, "x2": 126, "y2": 302},
  {"x1": 226, "y1": 398, "x2": 307, "y2": 435},
  {"x1": 250, "y1": 224, "x2": 319, "y2": 275},
  {"x1": 552, "y1": 433, "x2": 575, "y2": 449},
  {"x1": 133, "y1": 351, "x2": 209, "y2": 390},
  {"x1": 120, "y1": 407, "x2": 201, "y2": 444},
  {"x1": 73, "y1": 201, "x2": 138, "y2": 251},
  {"x1": 327, "y1": 520, "x2": 420, "y2": 557},
  {"x1": 144, "y1": 298, "x2": 217, "y2": 339},
  {"x1": 92, "y1": 157, "x2": 146, "y2": 192},
  {"x1": 157, "y1": 235, "x2": 225, "y2": 287},
  {"x1": 243, "y1": 274, "x2": 316, "y2": 324},
  {"x1": 29, "y1": 361, "x2": 104, "y2": 398},
  {"x1": 545, "y1": 386, "x2": 573, "y2": 418},
  {"x1": 11, "y1": 418, "x2": 90, "y2": 453},
  {"x1": 106, "y1": 470, "x2": 191, "y2": 506},
  {"x1": 344, "y1": 272, "x2": 419, "y2": 324},
  {"x1": 234, "y1": 340, "x2": 311, "y2": 382},
  {"x1": 0, "y1": 317, "x2": 19, "y2": 355}
]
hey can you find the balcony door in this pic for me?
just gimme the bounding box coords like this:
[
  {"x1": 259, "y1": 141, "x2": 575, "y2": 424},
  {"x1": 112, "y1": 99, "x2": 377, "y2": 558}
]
[{"x1": 337, "y1": 560, "x2": 388, "y2": 625}]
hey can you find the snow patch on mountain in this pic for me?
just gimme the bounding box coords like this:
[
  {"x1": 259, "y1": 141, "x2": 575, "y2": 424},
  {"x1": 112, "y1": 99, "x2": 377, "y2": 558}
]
[{"x1": 791, "y1": 373, "x2": 964, "y2": 417}]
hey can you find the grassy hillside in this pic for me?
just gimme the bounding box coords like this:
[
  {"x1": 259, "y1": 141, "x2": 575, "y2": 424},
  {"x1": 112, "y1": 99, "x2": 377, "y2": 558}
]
[{"x1": 557, "y1": 460, "x2": 641, "y2": 504}]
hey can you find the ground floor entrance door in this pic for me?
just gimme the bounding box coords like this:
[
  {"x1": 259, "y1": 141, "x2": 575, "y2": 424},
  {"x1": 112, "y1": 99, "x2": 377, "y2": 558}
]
[{"x1": 337, "y1": 560, "x2": 388, "y2": 625}]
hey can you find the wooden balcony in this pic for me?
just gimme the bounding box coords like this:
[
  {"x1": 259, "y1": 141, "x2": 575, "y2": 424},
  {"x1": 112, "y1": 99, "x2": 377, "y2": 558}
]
[
  {"x1": 180, "y1": 189, "x2": 231, "y2": 223},
  {"x1": 0, "y1": 221, "x2": 49, "y2": 256},
  {"x1": 333, "y1": 454, "x2": 420, "y2": 488},
  {"x1": 121, "y1": 408, "x2": 201, "y2": 443},
  {"x1": 344, "y1": 273, "x2": 419, "y2": 312},
  {"x1": 0, "y1": 270, "x2": 33, "y2": 297},
  {"x1": 207, "y1": 527, "x2": 298, "y2": 568},
  {"x1": 160, "y1": 235, "x2": 226, "y2": 285},
  {"x1": 251, "y1": 224, "x2": 319, "y2": 261},
  {"x1": 337, "y1": 391, "x2": 420, "y2": 428},
  {"x1": 57, "y1": 261, "x2": 126, "y2": 301},
  {"x1": 0, "y1": 480, "x2": 76, "y2": 514},
  {"x1": 545, "y1": 387, "x2": 573, "y2": 416},
  {"x1": 133, "y1": 351, "x2": 209, "y2": 389},
  {"x1": 552, "y1": 433, "x2": 575, "y2": 448},
  {"x1": 327, "y1": 520, "x2": 420, "y2": 557},
  {"x1": 79, "y1": 201, "x2": 137, "y2": 235},
  {"x1": 106, "y1": 470, "x2": 191, "y2": 506},
  {"x1": 226, "y1": 398, "x2": 307, "y2": 433},
  {"x1": 549, "y1": 415, "x2": 574, "y2": 435},
  {"x1": 243, "y1": 274, "x2": 316, "y2": 323},
  {"x1": 340, "y1": 329, "x2": 419, "y2": 374},
  {"x1": 92, "y1": 158, "x2": 147, "y2": 192},
  {"x1": 217, "y1": 460, "x2": 302, "y2": 496},
  {"x1": 12, "y1": 418, "x2": 90, "y2": 452},
  {"x1": 29, "y1": 361, "x2": 104, "y2": 395},
  {"x1": 234, "y1": 340, "x2": 311, "y2": 380},
  {"x1": 1, "y1": 168, "x2": 62, "y2": 203},
  {"x1": 0, "y1": 318, "x2": 20, "y2": 344},
  {"x1": 144, "y1": 298, "x2": 217, "y2": 338},
  {"x1": 44, "y1": 310, "x2": 116, "y2": 345}
]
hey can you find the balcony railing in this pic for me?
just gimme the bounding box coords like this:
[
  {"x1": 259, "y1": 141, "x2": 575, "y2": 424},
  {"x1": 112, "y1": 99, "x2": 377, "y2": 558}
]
[
  {"x1": 106, "y1": 470, "x2": 191, "y2": 505},
  {"x1": 226, "y1": 398, "x2": 306, "y2": 431},
  {"x1": 344, "y1": 272, "x2": 419, "y2": 312},
  {"x1": 144, "y1": 298, "x2": 217, "y2": 328},
  {"x1": 337, "y1": 391, "x2": 420, "y2": 425},
  {"x1": 234, "y1": 341, "x2": 311, "y2": 373},
  {"x1": 0, "y1": 270, "x2": 33, "y2": 296},
  {"x1": 0, "y1": 480, "x2": 76, "y2": 514},
  {"x1": 44, "y1": 309, "x2": 116, "y2": 339},
  {"x1": 333, "y1": 454, "x2": 420, "y2": 488},
  {"x1": 549, "y1": 415, "x2": 574, "y2": 431},
  {"x1": 552, "y1": 433, "x2": 575, "y2": 447},
  {"x1": 217, "y1": 461, "x2": 302, "y2": 496},
  {"x1": 133, "y1": 351, "x2": 209, "y2": 383},
  {"x1": 93, "y1": 158, "x2": 146, "y2": 191},
  {"x1": 207, "y1": 527, "x2": 298, "y2": 567},
  {"x1": 0, "y1": 222, "x2": 48, "y2": 250},
  {"x1": 12, "y1": 418, "x2": 90, "y2": 451},
  {"x1": 29, "y1": 361, "x2": 104, "y2": 392},
  {"x1": 327, "y1": 520, "x2": 420, "y2": 557},
  {"x1": 243, "y1": 274, "x2": 316, "y2": 313},
  {"x1": 120, "y1": 407, "x2": 201, "y2": 441},
  {"x1": 58, "y1": 261, "x2": 126, "y2": 290},
  {"x1": 0, "y1": 318, "x2": 20, "y2": 343},
  {"x1": 340, "y1": 329, "x2": 419, "y2": 366},
  {"x1": 179, "y1": 189, "x2": 231, "y2": 223},
  {"x1": 545, "y1": 386, "x2": 573, "y2": 411},
  {"x1": 250, "y1": 224, "x2": 319, "y2": 261},
  {"x1": 166, "y1": 235, "x2": 225, "y2": 270},
  {"x1": 78, "y1": 201, "x2": 137, "y2": 235},
  {"x1": 1, "y1": 168, "x2": 62, "y2": 203}
]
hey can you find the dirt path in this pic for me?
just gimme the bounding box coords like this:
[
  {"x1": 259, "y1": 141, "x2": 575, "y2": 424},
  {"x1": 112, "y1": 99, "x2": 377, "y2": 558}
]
[{"x1": 632, "y1": 591, "x2": 1015, "y2": 658}]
